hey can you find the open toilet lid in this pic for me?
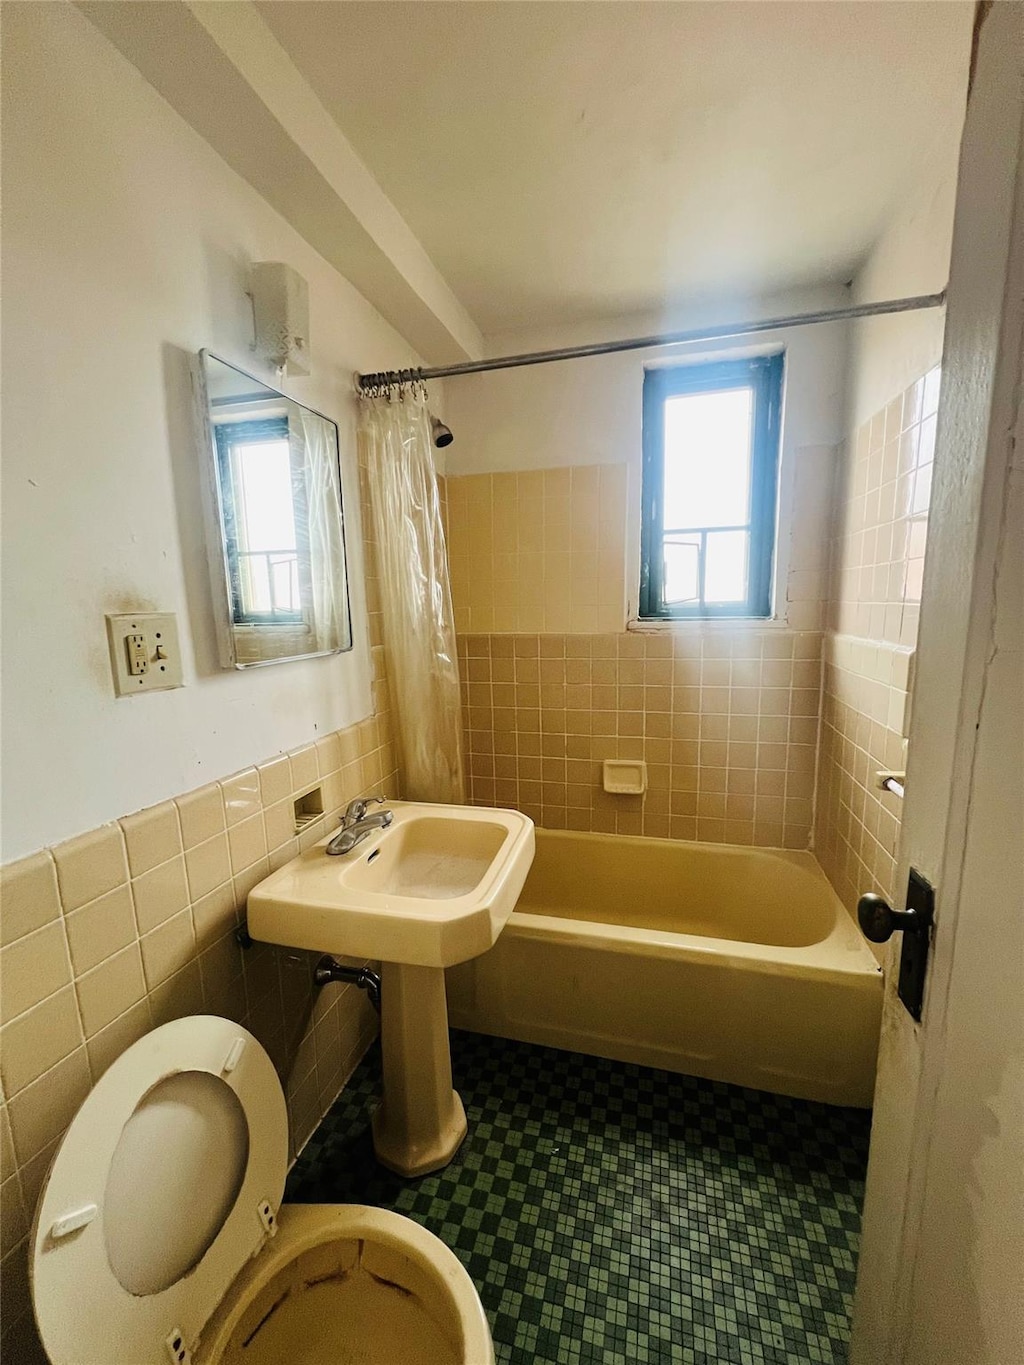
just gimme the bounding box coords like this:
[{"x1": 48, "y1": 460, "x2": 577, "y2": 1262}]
[{"x1": 31, "y1": 1016, "x2": 289, "y2": 1365}]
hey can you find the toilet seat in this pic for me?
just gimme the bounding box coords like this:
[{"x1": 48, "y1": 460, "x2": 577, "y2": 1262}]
[
  {"x1": 31, "y1": 1016, "x2": 290, "y2": 1365},
  {"x1": 30, "y1": 1016, "x2": 494, "y2": 1365}
]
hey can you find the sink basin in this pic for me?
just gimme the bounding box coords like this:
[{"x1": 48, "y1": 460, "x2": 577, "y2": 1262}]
[
  {"x1": 248, "y1": 801, "x2": 535, "y2": 968},
  {"x1": 248, "y1": 800, "x2": 535, "y2": 1178}
]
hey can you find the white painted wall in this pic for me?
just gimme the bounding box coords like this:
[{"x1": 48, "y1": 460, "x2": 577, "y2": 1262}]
[
  {"x1": 77, "y1": 0, "x2": 483, "y2": 367},
  {"x1": 444, "y1": 284, "x2": 850, "y2": 625},
  {"x1": 0, "y1": 2, "x2": 422, "y2": 860},
  {"x1": 446, "y1": 285, "x2": 849, "y2": 473}
]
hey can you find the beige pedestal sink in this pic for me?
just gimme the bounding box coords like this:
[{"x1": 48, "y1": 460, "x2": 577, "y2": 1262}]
[{"x1": 247, "y1": 801, "x2": 535, "y2": 1177}]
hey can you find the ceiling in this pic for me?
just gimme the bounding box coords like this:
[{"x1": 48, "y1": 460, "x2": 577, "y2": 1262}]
[{"x1": 256, "y1": 1, "x2": 972, "y2": 337}]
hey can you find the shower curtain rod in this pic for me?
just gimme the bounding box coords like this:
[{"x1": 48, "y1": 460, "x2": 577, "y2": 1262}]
[{"x1": 357, "y1": 290, "x2": 946, "y2": 389}]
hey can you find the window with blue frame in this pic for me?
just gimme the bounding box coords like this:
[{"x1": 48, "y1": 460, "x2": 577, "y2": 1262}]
[{"x1": 639, "y1": 354, "x2": 784, "y2": 619}]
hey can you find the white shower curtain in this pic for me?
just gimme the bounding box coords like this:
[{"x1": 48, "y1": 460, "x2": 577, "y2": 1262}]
[
  {"x1": 295, "y1": 406, "x2": 350, "y2": 652},
  {"x1": 358, "y1": 386, "x2": 466, "y2": 804}
]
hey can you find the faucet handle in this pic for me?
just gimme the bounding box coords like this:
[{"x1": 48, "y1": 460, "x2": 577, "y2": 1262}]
[{"x1": 342, "y1": 793, "x2": 386, "y2": 824}]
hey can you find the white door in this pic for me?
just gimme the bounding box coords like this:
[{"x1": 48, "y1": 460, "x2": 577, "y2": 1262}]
[{"x1": 851, "y1": 7, "x2": 1023, "y2": 1364}]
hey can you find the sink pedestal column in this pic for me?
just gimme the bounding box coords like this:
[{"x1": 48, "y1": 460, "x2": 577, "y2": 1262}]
[{"x1": 372, "y1": 962, "x2": 467, "y2": 1178}]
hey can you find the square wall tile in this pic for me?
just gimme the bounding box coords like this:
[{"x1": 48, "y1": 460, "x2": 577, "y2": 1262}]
[
  {"x1": 149, "y1": 961, "x2": 204, "y2": 1029},
  {"x1": 289, "y1": 746, "x2": 319, "y2": 793},
  {"x1": 86, "y1": 999, "x2": 152, "y2": 1083},
  {"x1": 233, "y1": 860, "x2": 270, "y2": 909},
  {"x1": 132, "y1": 856, "x2": 189, "y2": 936},
  {"x1": 316, "y1": 734, "x2": 342, "y2": 777},
  {"x1": 220, "y1": 769, "x2": 261, "y2": 827},
  {"x1": 75, "y1": 943, "x2": 146, "y2": 1037},
  {"x1": 119, "y1": 803, "x2": 182, "y2": 878},
  {"x1": 0, "y1": 852, "x2": 61, "y2": 948},
  {"x1": 64, "y1": 884, "x2": 136, "y2": 977},
  {"x1": 141, "y1": 910, "x2": 195, "y2": 991},
  {"x1": 7, "y1": 1046, "x2": 91, "y2": 1166},
  {"x1": 228, "y1": 815, "x2": 267, "y2": 876},
  {"x1": 258, "y1": 755, "x2": 293, "y2": 807},
  {"x1": 191, "y1": 883, "x2": 236, "y2": 953},
  {"x1": 0, "y1": 921, "x2": 71, "y2": 1025},
  {"x1": 264, "y1": 799, "x2": 296, "y2": 854},
  {"x1": 51, "y1": 826, "x2": 127, "y2": 912},
  {"x1": 176, "y1": 784, "x2": 226, "y2": 849},
  {"x1": 184, "y1": 834, "x2": 232, "y2": 903},
  {"x1": 1, "y1": 986, "x2": 84, "y2": 1096}
]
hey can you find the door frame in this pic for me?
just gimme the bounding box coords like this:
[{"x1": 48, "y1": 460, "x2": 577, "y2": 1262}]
[{"x1": 851, "y1": 6, "x2": 1024, "y2": 1362}]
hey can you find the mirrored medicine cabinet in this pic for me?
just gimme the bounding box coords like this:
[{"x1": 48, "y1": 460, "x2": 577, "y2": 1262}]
[{"x1": 195, "y1": 351, "x2": 353, "y2": 669}]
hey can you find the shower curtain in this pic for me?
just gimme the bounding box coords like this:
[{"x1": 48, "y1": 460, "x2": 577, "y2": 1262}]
[
  {"x1": 358, "y1": 384, "x2": 466, "y2": 804},
  {"x1": 295, "y1": 406, "x2": 350, "y2": 653}
]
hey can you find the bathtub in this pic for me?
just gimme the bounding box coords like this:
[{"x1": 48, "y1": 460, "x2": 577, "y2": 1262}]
[{"x1": 446, "y1": 829, "x2": 883, "y2": 1107}]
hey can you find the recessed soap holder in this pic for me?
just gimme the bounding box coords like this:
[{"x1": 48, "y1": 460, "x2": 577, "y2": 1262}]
[
  {"x1": 602, "y1": 759, "x2": 647, "y2": 795},
  {"x1": 293, "y1": 786, "x2": 324, "y2": 833}
]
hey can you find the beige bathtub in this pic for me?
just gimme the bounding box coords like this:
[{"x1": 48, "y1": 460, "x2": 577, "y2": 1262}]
[{"x1": 446, "y1": 829, "x2": 883, "y2": 1107}]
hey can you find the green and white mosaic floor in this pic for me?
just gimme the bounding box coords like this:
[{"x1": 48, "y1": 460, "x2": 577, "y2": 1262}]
[{"x1": 286, "y1": 1030, "x2": 871, "y2": 1364}]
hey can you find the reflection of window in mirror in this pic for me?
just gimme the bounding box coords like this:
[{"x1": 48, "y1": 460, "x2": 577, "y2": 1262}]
[
  {"x1": 199, "y1": 350, "x2": 352, "y2": 669},
  {"x1": 213, "y1": 418, "x2": 307, "y2": 625}
]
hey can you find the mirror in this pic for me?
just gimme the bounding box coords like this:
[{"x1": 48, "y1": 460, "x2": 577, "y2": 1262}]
[{"x1": 196, "y1": 351, "x2": 352, "y2": 668}]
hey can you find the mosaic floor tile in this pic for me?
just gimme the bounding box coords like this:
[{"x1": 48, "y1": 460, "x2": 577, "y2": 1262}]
[{"x1": 286, "y1": 1031, "x2": 871, "y2": 1364}]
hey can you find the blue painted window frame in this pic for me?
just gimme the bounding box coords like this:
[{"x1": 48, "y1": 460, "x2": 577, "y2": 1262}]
[{"x1": 639, "y1": 354, "x2": 784, "y2": 619}]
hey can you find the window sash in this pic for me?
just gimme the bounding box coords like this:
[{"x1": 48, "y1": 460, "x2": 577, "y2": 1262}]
[{"x1": 639, "y1": 355, "x2": 783, "y2": 619}]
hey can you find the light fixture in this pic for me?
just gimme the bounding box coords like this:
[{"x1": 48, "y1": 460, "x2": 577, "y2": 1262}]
[{"x1": 249, "y1": 262, "x2": 310, "y2": 376}]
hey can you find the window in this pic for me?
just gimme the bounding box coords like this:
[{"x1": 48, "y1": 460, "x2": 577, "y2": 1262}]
[
  {"x1": 639, "y1": 354, "x2": 783, "y2": 619},
  {"x1": 213, "y1": 417, "x2": 306, "y2": 624}
]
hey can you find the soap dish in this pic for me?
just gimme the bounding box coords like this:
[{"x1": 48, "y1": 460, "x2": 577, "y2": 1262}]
[{"x1": 602, "y1": 759, "x2": 647, "y2": 795}]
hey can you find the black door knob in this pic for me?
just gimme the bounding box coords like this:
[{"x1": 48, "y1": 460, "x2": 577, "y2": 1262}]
[{"x1": 857, "y1": 892, "x2": 924, "y2": 943}]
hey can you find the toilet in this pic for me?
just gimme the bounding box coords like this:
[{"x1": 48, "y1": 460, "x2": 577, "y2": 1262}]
[{"x1": 29, "y1": 1015, "x2": 494, "y2": 1365}]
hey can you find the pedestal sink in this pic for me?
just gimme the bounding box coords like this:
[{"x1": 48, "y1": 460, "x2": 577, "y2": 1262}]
[{"x1": 247, "y1": 801, "x2": 535, "y2": 1176}]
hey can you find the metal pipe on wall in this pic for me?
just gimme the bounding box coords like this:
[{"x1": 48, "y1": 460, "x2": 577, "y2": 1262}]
[{"x1": 357, "y1": 290, "x2": 946, "y2": 390}]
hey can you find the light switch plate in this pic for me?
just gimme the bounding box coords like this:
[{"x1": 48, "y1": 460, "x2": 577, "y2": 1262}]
[{"x1": 106, "y1": 613, "x2": 184, "y2": 696}]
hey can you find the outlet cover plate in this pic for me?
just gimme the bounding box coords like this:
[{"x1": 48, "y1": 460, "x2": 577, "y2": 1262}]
[{"x1": 106, "y1": 613, "x2": 184, "y2": 696}]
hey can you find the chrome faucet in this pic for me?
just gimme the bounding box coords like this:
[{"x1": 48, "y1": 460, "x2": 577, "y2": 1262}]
[{"x1": 326, "y1": 794, "x2": 393, "y2": 857}]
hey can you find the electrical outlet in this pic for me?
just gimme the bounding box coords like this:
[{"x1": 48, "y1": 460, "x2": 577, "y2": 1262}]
[
  {"x1": 125, "y1": 633, "x2": 148, "y2": 677},
  {"x1": 106, "y1": 613, "x2": 184, "y2": 696}
]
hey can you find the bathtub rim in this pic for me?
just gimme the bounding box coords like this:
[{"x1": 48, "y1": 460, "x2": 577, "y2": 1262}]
[{"x1": 511, "y1": 826, "x2": 881, "y2": 984}]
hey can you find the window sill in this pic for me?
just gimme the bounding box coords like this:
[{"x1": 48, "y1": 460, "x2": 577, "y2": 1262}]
[{"x1": 628, "y1": 615, "x2": 797, "y2": 633}]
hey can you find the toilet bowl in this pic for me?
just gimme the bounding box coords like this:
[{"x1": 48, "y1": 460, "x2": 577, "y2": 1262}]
[{"x1": 29, "y1": 1016, "x2": 494, "y2": 1365}]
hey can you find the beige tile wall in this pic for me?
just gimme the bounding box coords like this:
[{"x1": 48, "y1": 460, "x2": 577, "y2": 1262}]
[
  {"x1": 829, "y1": 367, "x2": 939, "y2": 646},
  {"x1": 460, "y1": 630, "x2": 820, "y2": 849},
  {"x1": 446, "y1": 465, "x2": 628, "y2": 634},
  {"x1": 444, "y1": 451, "x2": 834, "y2": 852},
  {"x1": 446, "y1": 452, "x2": 834, "y2": 638},
  {"x1": 0, "y1": 656, "x2": 398, "y2": 1358},
  {"x1": 814, "y1": 368, "x2": 939, "y2": 916},
  {"x1": 815, "y1": 637, "x2": 912, "y2": 914}
]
